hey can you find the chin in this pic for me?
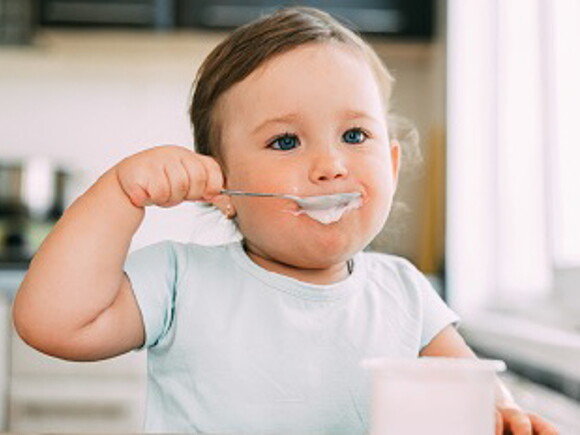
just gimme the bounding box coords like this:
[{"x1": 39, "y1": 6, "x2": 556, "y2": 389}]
[
  {"x1": 243, "y1": 210, "x2": 383, "y2": 269},
  {"x1": 291, "y1": 232, "x2": 366, "y2": 268}
]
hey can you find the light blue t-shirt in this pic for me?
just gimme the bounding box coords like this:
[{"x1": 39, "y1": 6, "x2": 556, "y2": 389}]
[{"x1": 124, "y1": 241, "x2": 459, "y2": 433}]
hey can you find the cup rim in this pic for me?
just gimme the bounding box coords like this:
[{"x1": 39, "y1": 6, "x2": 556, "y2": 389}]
[{"x1": 361, "y1": 356, "x2": 506, "y2": 373}]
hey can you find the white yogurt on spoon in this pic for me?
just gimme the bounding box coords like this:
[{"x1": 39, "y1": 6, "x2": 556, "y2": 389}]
[{"x1": 291, "y1": 193, "x2": 363, "y2": 224}]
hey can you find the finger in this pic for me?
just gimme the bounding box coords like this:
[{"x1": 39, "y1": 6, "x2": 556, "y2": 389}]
[
  {"x1": 504, "y1": 409, "x2": 532, "y2": 435},
  {"x1": 528, "y1": 413, "x2": 559, "y2": 435},
  {"x1": 146, "y1": 166, "x2": 172, "y2": 206},
  {"x1": 162, "y1": 160, "x2": 191, "y2": 207},
  {"x1": 197, "y1": 154, "x2": 224, "y2": 200},
  {"x1": 180, "y1": 155, "x2": 209, "y2": 201},
  {"x1": 495, "y1": 409, "x2": 503, "y2": 435}
]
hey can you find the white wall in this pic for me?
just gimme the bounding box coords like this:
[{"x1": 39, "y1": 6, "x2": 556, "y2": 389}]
[{"x1": 1, "y1": 31, "x2": 223, "y2": 250}]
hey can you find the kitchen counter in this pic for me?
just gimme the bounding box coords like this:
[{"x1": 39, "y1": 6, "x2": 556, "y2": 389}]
[
  {"x1": 499, "y1": 371, "x2": 580, "y2": 434},
  {"x1": 460, "y1": 312, "x2": 580, "y2": 400},
  {"x1": 0, "y1": 373, "x2": 579, "y2": 435},
  {"x1": 0, "y1": 267, "x2": 147, "y2": 432}
]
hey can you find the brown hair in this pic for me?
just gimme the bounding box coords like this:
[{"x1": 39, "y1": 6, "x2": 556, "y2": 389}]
[{"x1": 189, "y1": 6, "x2": 395, "y2": 161}]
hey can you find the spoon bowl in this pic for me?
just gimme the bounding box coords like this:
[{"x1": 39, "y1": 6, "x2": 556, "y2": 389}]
[{"x1": 220, "y1": 189, "x2": 361, "y2": 211}]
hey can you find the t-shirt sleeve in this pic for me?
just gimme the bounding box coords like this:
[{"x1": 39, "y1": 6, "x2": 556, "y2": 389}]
[
  {"x1": 123, "y1": 241, "x2": 178, "y2": 350},
  {"x1": 397, "y1": 258, "x2": 460, "y2": 350},
  {"x1": 416, "y1": 271, "x2": 460, "y2": 350}
]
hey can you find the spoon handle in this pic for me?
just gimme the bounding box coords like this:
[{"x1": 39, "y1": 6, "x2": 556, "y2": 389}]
[{"x1": 220, "y1": 189, "x2": 281, "y2": 198}]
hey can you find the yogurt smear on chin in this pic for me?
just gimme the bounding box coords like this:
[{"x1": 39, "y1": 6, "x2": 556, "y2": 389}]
[{"x1": 293, "y1": 196, "x2": 363, "y2": 224}]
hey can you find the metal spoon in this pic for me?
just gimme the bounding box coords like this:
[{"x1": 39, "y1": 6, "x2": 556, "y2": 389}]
[{"x1": 220, "y1": 189, "x2": 361, "y2": 211}]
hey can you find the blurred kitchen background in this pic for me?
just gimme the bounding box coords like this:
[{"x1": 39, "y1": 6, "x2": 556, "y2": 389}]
[{"x1": 1, "y1": 0, "x2": 579, "y2": 432}]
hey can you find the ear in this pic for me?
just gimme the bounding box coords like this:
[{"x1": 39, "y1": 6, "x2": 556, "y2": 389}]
[
  {"x1": 390, "y1": 139, "x2": 401, "y2": 189},
  {"x1": 211, "y1": 194, "x2": 237, "y2": 219}
]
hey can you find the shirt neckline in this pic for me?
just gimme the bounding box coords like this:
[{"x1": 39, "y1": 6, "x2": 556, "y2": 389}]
[{"x1": 228, "y1": 241, "x2": 365, "y2": 302}]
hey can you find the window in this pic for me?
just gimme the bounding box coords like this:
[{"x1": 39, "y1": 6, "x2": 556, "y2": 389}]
[
  {"x1": 446, "y1": 0, "x2": 580, "y2": 324},
  {"x1": 550, "y1": 0, "x2": 580, "y2": 269}
]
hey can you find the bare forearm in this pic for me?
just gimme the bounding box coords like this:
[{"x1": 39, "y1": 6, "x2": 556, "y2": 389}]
[
  {"x1": 14, "y1": 146, "x2": 223, "y2": 360},
  {"x1": 13, "y1": 167, "x2": 144, "y2": 337}
]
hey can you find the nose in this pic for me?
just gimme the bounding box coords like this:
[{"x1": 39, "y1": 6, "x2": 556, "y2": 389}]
[{"x1": 309, "y1": 145, "x2": 349, "y2": 183}]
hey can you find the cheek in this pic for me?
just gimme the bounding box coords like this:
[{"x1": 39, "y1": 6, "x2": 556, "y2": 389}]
[
  {"x1": 360, "y1": 158, "x2": 396, "y2": 222},
  {"x1": 228, "y1": 162, "x2": 304, "y2": 194},
  {"x1": 224, "y1": 161, "x2": 251, "y2": 189},
  {"x1": 234, "y1": 199, "x2": 299, "y2": 247},
  {"x1": 357, "y1": 152, "x2": 394, "y2": 192}
]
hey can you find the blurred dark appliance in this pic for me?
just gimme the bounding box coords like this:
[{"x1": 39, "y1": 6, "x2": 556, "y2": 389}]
[
  {"x1": 39, "y1": 0, "x2": 175, "y2": 29},
  {"x1": 0, "y1": 160, "x2": 69, "y2": 263},
  {"x1": 179, "y1": 0, "x2": 435, "y2": 38},
  {"x1": 38, "y1": 0, "x2": 435, "y2": 38},
  {"x1": 0, "y1": 0, "x2": 37, "y2": 44}
]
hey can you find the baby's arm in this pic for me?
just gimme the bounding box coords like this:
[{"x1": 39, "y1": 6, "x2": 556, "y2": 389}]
[
  {"x1": 421, "y1": 326, "x2": 558, "y2": 434},
  {"x1": 12, "y1": 145, "x2": 223, "y2": 362}
]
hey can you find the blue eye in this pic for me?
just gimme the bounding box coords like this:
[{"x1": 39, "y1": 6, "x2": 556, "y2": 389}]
[
  {"x1": 270, "y1": 133, "x2": 300, "y2": 151},
  {"x1": 342, "y1": 128, "x2": 367, "y2": 144}
]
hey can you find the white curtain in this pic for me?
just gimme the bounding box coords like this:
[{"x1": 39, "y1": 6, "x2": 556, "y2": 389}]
[
  {"x1": 549, "y1": 1, "x2": 580, "y2": 268},
  {"x1": 446, "y1": 0, "x2": 580, "y2": 316}
]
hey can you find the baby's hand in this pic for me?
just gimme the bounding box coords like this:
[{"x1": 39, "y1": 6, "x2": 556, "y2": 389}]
[
  {"x1": 495, "y1": 404, "x2": 559, "y2": 435},
  {"x1": 115, "y1": 145, "x2": 223, "y2": 208}
]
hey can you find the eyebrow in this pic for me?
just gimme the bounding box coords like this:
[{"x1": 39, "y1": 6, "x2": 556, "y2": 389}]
[
  {"x1": 342, "y1": 110, "x2": 378, "y2": 122},
  {"x1": 251, "y1": 113, "x2": 301, "y2": 135},
  {"x1": 251, "y1": 110, "x2": 378, "y2": 135}
]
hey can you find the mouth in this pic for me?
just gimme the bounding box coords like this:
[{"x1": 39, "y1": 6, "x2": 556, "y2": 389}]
[{"x1": 290, "y1": 192, "x2": 364, "y2": 224}]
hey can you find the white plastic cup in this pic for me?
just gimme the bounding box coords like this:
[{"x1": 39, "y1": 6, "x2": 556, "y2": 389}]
[{"x1": 362, "y1": 357, "x2": 506, "y2": 435}]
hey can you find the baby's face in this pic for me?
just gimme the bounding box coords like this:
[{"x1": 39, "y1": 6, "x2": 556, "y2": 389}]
[{"x1": 217, "y1": 42, "x2": 399, "y2": 279}]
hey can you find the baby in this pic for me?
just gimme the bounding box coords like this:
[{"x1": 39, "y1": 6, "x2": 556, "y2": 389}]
[{"x1": 13, "y1": 6, "x2": 557, "y2": 434}]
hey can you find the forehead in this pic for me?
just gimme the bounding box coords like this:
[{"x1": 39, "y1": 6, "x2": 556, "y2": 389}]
[{"x1": 217, "y1": 42, "x2": 386, "y2": 128}]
